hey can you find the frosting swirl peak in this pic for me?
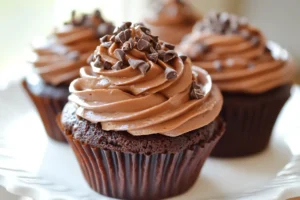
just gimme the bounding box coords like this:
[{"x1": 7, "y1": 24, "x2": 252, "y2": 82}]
[
  {"x1": 178, "y1": 12, "x2": 295, "y2": 93},
  {"x1": 69, "y1": 22, "x2": 222, "y2": 136},
  {"x1": 30, "y1": 10, "x2": 115, "y2": 85}
]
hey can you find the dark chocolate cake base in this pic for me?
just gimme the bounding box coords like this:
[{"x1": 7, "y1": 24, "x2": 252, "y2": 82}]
[
  {"x1": 61, "y1": 102, "x2": 225, "y2": 200},
  {"x1": 22, "y1": 74, "x2": 69, "y2": 142},
  {"x1": 211, "y1": 84, "x2": 291, "y2": 158}
]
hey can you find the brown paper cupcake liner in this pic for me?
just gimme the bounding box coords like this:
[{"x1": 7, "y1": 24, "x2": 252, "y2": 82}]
[
  {"x1": 211, "y1": 84, "x2": 291, "y2": 157},
  {"x1": 66, "y1": 130, "x2": 223, "y2": 200},
  {"x1": 22, "y1": 79, "x2": 68, "y2": 142}
]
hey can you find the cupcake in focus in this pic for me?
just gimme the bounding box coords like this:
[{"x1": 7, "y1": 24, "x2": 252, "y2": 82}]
[
  {"x1": 178, "y1": 12, "x2": 296, "y2": 157},
  {"x1": 60, "y1": 22, "x2": 224, "y2": 199},
  {"x1": 144, "y1": 0, "x2": 200, "y2": 45},
  {"x1": 22, "y1": 10, "x2": 114, "y2": 142}
]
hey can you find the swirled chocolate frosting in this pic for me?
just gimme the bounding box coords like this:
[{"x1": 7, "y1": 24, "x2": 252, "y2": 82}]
[
  {"x1": 68, "y1": 22, "x2": 223, "y2": 137},
  {"x1": 30, "y1": 10, "x2": 115, "y2": 85},
  {"x1": 144, "y1": 0, "x2": 200, "y2": 44},
  {"x1": 178, "y1": 12, "x2": 295, "y2": 93}
]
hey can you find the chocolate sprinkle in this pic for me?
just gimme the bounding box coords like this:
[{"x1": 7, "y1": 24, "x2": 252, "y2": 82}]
[
  {"x1": 100, "y1": 35, "x2": 108, "y2": 43},
  {"x1": 137, "y1": 39, "x2": 151, "y2": 51},
  {"x1": 124, "y1": 29, "x2": 132, "y2": 41},
  {"x1": 115, "y1": 31, "x2": 127, "y2": 43},
  {"x1": 164, "y1": 50, "x2": 178, "y2": 63},
  {"x1": 190, "y1": 81, "x2": 205, "y2": 100},
  {"x1": 163, "y1": 42, "x2": 175, "y2": 50},
  {"x1": 158, "y1": 50, "x2": 166, "y2": 60},
  {"x1": 179, "y1": 55, "x2": 188, "y2": 62},
  {"x1": 133, "y1": 22, "x2": 145, "y2": 27},
  {"x1": 93, "y1": 56, "x2": 102, "y2": 68},
  {"x1": 141, "y1": 33, "x2": 152, "y2": 42},
  {"x1": 146, "y1": 53, "x2": 159, "y2": 63},
  {"x1": 138, "y1": 62, "x2": 151, "y2": 75},
  {"x1": 103, "y1": 61, "x2": 112, "y2": 70},
  {"x1": 110, "y1": 35, "x2": 116, "y2": 42},
  {"x1": 114, "y1": 49, "x2": 126, "y2": 62},
  {"x1": 150, "y1": 46, "x2": 157, "y2": 53},
  {"x1": 122, "y1": 38, "x2": 135, "y2": 51},
  {"x1": 128, "y1": 58, "x2": 145, "y2": 69},
  {"x1": 112, "y1": 61, "x2": 123, "y2": 70},
  {"x1": 164, "y1": 67, "x2": 177, "y2": 80}
]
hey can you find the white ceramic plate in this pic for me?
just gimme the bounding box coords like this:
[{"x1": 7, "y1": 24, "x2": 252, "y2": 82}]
[{"x1": 0, "y1": 81, "x2": 300, "y2": 200}]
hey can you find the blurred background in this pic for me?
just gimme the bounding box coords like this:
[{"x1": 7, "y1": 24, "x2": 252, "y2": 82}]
[
  {"x1": 0, "y1": 0, "x2": 299, "y2": 199},
  {"x1": 0, "y1": 0, "x2": 299, "y2": 85}
]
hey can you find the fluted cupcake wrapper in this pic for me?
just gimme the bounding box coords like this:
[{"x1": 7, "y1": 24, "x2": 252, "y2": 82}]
[
  {"x1": 211, "y1": 85, "x2": 291, "y2": 157},
  {"x1": 22, "y1": 79, "x2": 68, "y2": 142},
  {"x1": 66, "y1": 132, "x2": 222, "y2": 200}
]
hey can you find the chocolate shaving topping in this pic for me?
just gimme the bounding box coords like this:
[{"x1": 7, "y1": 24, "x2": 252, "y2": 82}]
[
  {"x1": 195, "y1": 11, "x2": 248, "y2": 35},
  {"x1": 93, "y1": 56, "x2": 102, "y2": 68},
  {"x1": 141, "y1": 33, "x2": 152, "y2": 42},
  {"x1": 164, "y1": 50, "x2": 178, "y2": 63},
  {"x1": 114, "y1": 49, "x2": 126, "y2": 62},
  {"x1": 163, "y1": 42, "x2": 175, "y2": 50},
  {"x1": 137, "y1": 39, "x2": 151, "y2": 51},
  {"x1": 102, "y1": 42, "x2": 112, "y2": 48},
  {"x1": 158, "y1": 50, "x2": 166, "y2": 60},
  {"x1": 140, "y1": 26, "x2": 151, "y2": 35},
  {"x1": 146, "y1": 53, "x2": 159, "y2": 63},
  {"x1": 115, "y1": 31, "x2": 127, "y2": 43},
  {"x1": 190, "y1": 81, "x2": 205, "y2": 100},
  {"x1": 124, "y1": 29, "x2": 132, "y2": 40},
  {"x1": 164, "y1": 67, "x2": 177, "y2": 80},
  {"x1": 128, "y1": 58, "x2": 150, "y2": 75},
  {"x1": 155, "y1": 43, "x2": 161, "y2": 50},
  {"x1": 133, "y1": 22, "x2": 145, "y2": 27},
  {"x1": 179, "y1": 55, "x2": 187, "y2": 62},
  {"x1": 122, "y1": 38, "x2": 135, "y2": 51},
  {"x1": 128, "y1": 58, "x2": 145, "y2": 69},
  {"x1": 138, "y1": 62, "x2": 150, "y2": 75},
  {"x1": 67, "y1": 51, "x2": 80, "y2": 61},
  {"x1": 103, "y1": 61, "x2": 112, "y2": 70},
  {"x1": 112, "y1": 61, "x2": 123, "y2": 70},
  {"x1": 149, "y1": 46, "x2": 157, "y2": 53},
  {"x1": 100, "y1": 35, "x2": 108, "y2": 43},
  {"x1": 120, "y1": 22, "x2": 132, "y2": 31},
  {"x1": 110, "y1": 35, "x2": 116, "y2": 42}
]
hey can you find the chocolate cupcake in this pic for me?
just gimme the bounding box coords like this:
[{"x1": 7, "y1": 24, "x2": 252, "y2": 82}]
[
  {"x1": 22, "y1": 10, "x2": 114, "y2": 142},
  {"x1": 178, "y1": 12, "x2": 296, "y2": 157},
  {"x1": 59, "y1": 22, "x2": 224, "y2": 199},
  {"x1": 144, "y1": 0, "x2": 200, "y2": 45}
]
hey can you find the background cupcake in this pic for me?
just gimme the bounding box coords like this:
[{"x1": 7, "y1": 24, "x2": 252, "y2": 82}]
[
  {"x1": 144, "y1": 0, "x2": 200, "y2": 45},
  {"x1": 178, "y1": 12, "x2": 296, "y2": 157},
  {"x1": 22, "y1": 10, "x2": 114, "y2": 142},
  {"x1": 60, "y1": 22, "x2": 224, "y2": 199}
]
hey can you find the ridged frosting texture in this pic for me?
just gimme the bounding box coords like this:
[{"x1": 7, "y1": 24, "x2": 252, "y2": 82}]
[
  {"x1": 178, "y1": 12, "x2": 295, "y2": 93},
  {"x1": 68, "y1": 22, "x2": 223, "y2": 137},
  {"x1": 145, "y1": 0, "x2": 200, "y2": 26},
  {"x1": 30, "y1": 10, "x2": 115, "y2": 85}
]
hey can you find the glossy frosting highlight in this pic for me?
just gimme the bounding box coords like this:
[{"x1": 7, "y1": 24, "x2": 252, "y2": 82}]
[
  {"x1": 30, "y1": 10, "x2": 114, "y2": 85},
  {"x1": 178, "y1": 12, "x2": 295, "y2": 93},
  {"x1": 68, "y1": 23, "x2": 222, "y2": 137}
]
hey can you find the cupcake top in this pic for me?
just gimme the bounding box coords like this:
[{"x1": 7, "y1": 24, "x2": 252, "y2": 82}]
[
  {"x1": 30, "y1": 10, "x2": 115, "y2": 86},
  {"x1": 68, "y1": 22, "x2": 222, "y2": 137},
  {"x1": 144, "y1": 0, "x2": 200, "y2": 26},
  {"x1": 178, "y1": 12, "x2": 295, "y2": 94}
]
